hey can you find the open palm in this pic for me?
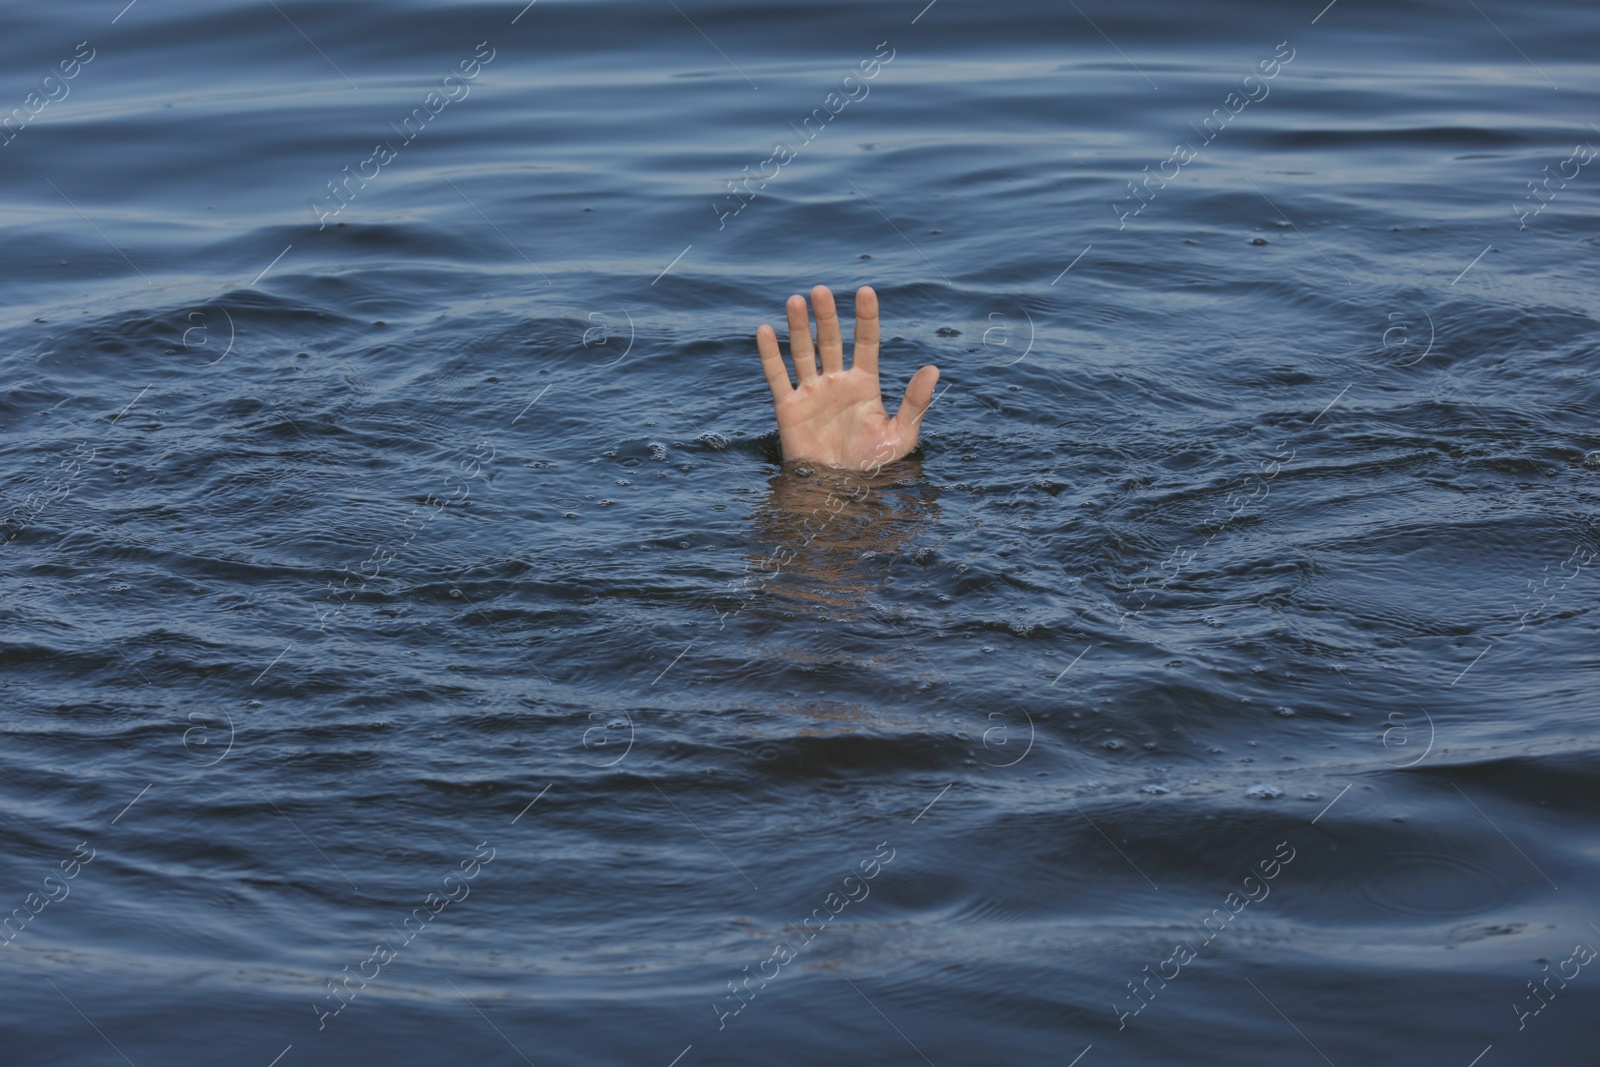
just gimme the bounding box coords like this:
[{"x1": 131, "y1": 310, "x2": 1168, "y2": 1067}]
[{"x1": 756, "y1": 285, "x2": 939, "y2": 471}]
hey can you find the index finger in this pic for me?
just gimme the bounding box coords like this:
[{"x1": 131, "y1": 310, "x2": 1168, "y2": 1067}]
[{"x1": 851, "y1": 285, "x2": 879, "y2": 377}]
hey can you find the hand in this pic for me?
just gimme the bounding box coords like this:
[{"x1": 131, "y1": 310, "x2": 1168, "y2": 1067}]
[{"x1": 756, "y1": 285, "x2": 939, "y2": 471}]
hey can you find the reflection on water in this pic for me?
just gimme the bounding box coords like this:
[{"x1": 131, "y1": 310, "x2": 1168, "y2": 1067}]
[{"x1": 744, "y1": 460, "x2": 939, "y2": 620}]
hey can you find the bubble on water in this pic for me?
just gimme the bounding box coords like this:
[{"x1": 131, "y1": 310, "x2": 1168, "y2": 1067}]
[
  {"x1": 1139, "y1": 784, "x2": 1169, "y2": 795},
  {"x1": 1275, "y1": 706, "x2": 1296, "y2": 717},
  {"x1": 1245, "y1": 783, "x2": 1285, "y2": 800},
  {"x1": 1104, "y1": 739, "x2": 1125, "y2": 751},
  {"x1": 1585, "y1": 451, "x2": 1600, "y2": 470}
]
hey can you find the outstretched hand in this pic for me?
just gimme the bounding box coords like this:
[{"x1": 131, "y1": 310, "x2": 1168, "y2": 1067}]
[{"x1": 756, "y1": 285, "x2": 939, "y2": 471}]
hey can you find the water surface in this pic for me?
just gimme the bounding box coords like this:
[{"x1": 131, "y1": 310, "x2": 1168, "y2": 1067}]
[{"x1": 3, "y1": 0, "x2": 1599, "y2": 1064}]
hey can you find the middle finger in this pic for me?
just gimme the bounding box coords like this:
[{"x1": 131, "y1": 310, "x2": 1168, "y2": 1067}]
[{"x1": 812, "y1": 285, "x2": 844, "y2": 374}]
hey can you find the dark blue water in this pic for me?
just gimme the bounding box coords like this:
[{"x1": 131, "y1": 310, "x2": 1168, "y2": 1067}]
[{"x1": 4, "y1": 0, "x2": 1599, "y2": 1063}]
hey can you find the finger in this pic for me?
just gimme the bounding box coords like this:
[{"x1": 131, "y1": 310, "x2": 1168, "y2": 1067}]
[
  {"x1": 851, "y1": 285, "x2": 879, "y2": 377},
  {"x1": 756, "y1": 324, "x2": 793, "y2": 399},
  {"x1": 812, "y1": 285, "x2": 844, "y2": 374},
  {"x1": 892, "y1": 364, "x2": 940, "y2": 433},
  {"x1": 786, "y1": 294, "x2": 818, "y2": 381}
]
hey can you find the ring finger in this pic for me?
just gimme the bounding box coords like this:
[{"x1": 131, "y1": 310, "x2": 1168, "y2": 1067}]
[{"x1": 785, "y1": 294, "x2": 818, "y2": 381}]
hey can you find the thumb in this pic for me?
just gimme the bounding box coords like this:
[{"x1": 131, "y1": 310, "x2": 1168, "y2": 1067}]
[{"x1": 893, "y1": 365, "x2": 940, "y2": 431}]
